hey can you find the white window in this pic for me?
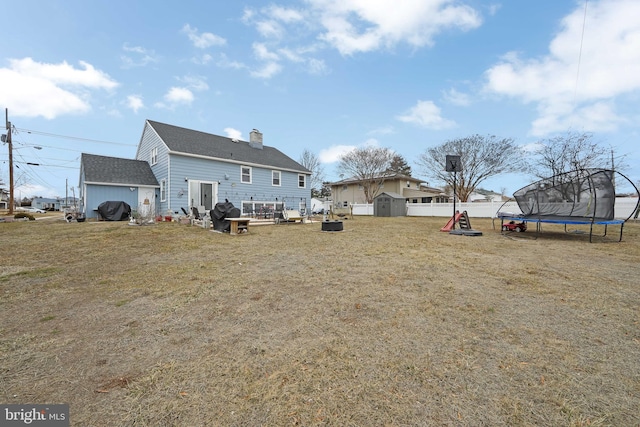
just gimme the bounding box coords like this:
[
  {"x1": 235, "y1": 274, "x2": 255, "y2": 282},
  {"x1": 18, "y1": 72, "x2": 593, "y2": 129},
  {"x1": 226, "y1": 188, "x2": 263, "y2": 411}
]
[
  {"x1": 151, "y1": 147, "x2": 158, "y2": 165},
  {"x1": 160, "y1": 179, "x2": 166, "y2": 202},
  {"x1": 241, "y1": 166, "x2": 252, "y2": 184},
  {"x1": 298, "y1": 174, "x2": 306, "y2": 188},
  {"x1": 272, "y1": 170, "x2": 281, "y2": 186}
]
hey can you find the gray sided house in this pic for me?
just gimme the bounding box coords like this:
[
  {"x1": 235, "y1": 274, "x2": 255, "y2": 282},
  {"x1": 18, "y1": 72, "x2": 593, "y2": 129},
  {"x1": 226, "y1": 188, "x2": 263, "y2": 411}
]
[
  {"x1": 79, "y1": 154, "x2": 159, "y2": 219},
  {"x1": 136, "y1": 120, "x2": 311, "y2": 217}
]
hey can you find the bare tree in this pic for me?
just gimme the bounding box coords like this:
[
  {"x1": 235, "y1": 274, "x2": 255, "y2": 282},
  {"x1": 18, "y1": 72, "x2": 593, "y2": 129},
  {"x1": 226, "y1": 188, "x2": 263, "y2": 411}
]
[
  {"x1": 299, "y1": 149, "x2": 325, "y2": 197},
  {"x1": 416, "y1": 134, "x2": 523, "y2": 202},
  {"x1": 338, "y1": 146, "x2": 394, "y2": 203},
  {"x1": 531, "y1": 132, "x2": 612, "y2": 179}
]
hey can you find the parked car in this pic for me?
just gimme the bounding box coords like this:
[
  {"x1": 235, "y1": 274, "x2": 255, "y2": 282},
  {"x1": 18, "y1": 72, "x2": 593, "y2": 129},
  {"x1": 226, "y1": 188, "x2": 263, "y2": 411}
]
[
  {"x1": 502, "y1": 220, "x2": 526, "y2": 232},
  {"x1": 21, "y1": 207, "x2": 47, "y2": 214}
]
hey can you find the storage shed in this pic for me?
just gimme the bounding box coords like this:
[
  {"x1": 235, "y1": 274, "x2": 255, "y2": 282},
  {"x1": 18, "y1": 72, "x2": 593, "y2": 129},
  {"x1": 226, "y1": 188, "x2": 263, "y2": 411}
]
[{"x1": 374, "y1": 192, "x2": 407, "y2": 217}]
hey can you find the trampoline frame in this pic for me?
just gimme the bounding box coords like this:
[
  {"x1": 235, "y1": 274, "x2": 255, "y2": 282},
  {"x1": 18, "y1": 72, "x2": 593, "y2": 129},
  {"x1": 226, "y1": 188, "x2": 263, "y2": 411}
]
[{"x1": 495, "y1": 169, "x2": 639, "y2": 243}]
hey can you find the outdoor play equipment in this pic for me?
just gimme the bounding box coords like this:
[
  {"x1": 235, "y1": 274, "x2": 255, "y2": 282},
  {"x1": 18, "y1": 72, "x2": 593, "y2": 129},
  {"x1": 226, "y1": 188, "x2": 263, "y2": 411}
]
[
  {"x1": 440, "y1": 210, "x2": 482, "y2": 236},
  {"x1": 496, "y1": 168, "x2": 640, "y2": 242}
]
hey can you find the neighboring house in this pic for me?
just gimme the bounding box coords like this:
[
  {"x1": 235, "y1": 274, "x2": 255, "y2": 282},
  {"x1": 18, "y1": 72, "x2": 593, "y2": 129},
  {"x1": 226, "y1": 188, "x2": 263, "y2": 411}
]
[
  {"x1": 468, "y1": 189, "x2": 506, "y2": 203},
  {"x1": 80, "y1": 120, "x2": 311, "y2": 219},
  {"x1": 329, "y1": 173, "x2": 447, "y2": 207},
  {"x1": 31, "y1": 197, "x2": 79, "y2": 211},
  {"x1": 0, "y1": 188, "x2": 7, "y2": 209},
  {"x1": 79, "y1": 154, "x2": 159, "y2": 219}
]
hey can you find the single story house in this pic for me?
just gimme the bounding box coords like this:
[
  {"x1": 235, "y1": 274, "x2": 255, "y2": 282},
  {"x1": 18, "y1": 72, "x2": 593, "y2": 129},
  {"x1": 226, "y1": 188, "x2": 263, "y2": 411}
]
[
  {"x1": 31, "y1": 196, "x2": 80, "y2": 211},
  {"x1": 80, "y1": 120, "x2": 311, "y2": 219},
  {"x1": 79, "y1": 154, "x2": 159, "y2": 219}
]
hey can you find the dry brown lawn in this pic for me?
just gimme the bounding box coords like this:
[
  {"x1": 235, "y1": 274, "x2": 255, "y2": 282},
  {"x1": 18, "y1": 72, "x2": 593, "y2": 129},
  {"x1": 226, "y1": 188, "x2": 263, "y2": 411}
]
[{"x1": 1, "y1": 216, "x2": 639, "y2": 426}]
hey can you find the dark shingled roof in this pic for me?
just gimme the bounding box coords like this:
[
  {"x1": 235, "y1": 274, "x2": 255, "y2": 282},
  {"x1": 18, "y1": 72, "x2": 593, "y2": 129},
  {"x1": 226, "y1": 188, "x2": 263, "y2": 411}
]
[
  {"x1": 147, "y1": 120, "x2": 310, "y2": 173},
  {"x1": 81, "y1": 153, "x2": 159, "y2": 186}
]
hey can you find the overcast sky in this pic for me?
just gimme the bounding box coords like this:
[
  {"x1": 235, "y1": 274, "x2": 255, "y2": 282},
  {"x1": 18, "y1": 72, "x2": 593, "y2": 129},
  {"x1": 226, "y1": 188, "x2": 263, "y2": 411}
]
[{"x1": 1, "y1": 0, "x2": 639, "y2": 198}]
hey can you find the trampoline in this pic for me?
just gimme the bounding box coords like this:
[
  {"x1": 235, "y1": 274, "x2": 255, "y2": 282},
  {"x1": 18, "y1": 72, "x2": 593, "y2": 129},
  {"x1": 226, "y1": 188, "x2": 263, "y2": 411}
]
[{"x1": 496, "y1": 168, "x2": 639, "y2": 242}]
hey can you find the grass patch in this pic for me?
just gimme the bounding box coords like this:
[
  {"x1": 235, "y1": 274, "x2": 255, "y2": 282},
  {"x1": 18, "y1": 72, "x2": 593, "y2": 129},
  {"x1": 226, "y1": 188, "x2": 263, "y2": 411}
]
[{"x1": 0, "y1": 216, "x2": 639, "y2": 426}]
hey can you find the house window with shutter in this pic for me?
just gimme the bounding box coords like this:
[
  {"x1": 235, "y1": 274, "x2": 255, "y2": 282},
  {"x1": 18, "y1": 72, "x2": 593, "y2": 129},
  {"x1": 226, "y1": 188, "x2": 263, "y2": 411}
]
[{"x1": 151, "y1": 147, "x2": 158, "y2": 165}]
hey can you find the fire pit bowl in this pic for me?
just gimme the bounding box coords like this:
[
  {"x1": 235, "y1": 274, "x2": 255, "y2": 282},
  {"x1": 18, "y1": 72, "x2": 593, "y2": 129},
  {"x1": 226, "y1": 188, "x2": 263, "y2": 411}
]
[{"x1": 322, "y1": 220, "x2": 343, "y2": 232}]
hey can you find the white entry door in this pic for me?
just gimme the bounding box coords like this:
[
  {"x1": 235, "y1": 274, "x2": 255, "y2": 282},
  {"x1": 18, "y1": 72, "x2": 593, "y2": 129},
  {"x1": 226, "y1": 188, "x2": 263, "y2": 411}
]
[
  {"x1": 188, "y1": 180, "x2": 218, "y2": 212},
  {"x1": 138, "y1": 186, "x2": 156, "y2": 218}
]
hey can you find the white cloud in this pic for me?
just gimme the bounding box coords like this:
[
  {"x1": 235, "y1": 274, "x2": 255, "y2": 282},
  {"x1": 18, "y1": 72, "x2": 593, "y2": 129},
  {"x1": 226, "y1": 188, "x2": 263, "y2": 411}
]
[
  {"x1": 154, "y1": 75, "x2": 208, "y2": 109},
  {"x1": 224, "y1": 127, "x2": 243, "y2": 140},
  {"x1": 9, "y1": 57, "x2": 117, "y2": 89},
  {"x1": 443, "y1": 88, "x2": 471, "y2": 106},
  {"x1": 319, "y1": 138, "x2": 381, "y2": 163},
  {"x1": 121, "y1": 43, "x2": 159, "y2": 68},
  {"x1": 309, "y1": 0, "x2": 482, "y2": 55},
  {"x1": 126, "y1": 95, "x2": 144, "y2": 113},
  {"x1": 521, "y1": 142, "x2": 544, "y2": 153},
  {"x1": 250, "y1": 61, "x2": 282, "y2": 79},
  {"x1": 0, "y1": 57, "x2": 118, "y2": 119},
  {"x1": 178, "y1": 75, "x2": 209, "y2": 92},
  {"x1": 278, "y1": 48, "x2": 304, "y2": 63},
  {"x1": 164, "y1": 87, "x2": 194, "y2": 104},
  {"x1": 306, "y1": 58, "x2": 329, "y2": 75},
  {"x1": 240, "y1": 1, "x2": 482, "y2": 78},
  {"x1": 396, "y1": 100, "x2": 456, "y2": 129},
  {"x1": 267, "y1": 5, "x2": 304, "y2": 23},
  {"x1": 182, "y1": 24, "x2": 226, "y2": 48},
  {"x1": 247, "y1": 5, "x2": 305, "y2": 39},
  {"x1": 191, "y1": 53, "x2": 214, "y2": 65},
  {"x1": 253, "y1": 43, "x2": 280, "y2": 61},
  {"x1": 217, "y1": 53, "x2": 247, "y2": 70},
  {"x1": 256, "y1": 20, "x2": 284, "y2": 39},
  {"x1": 319, "y1": 144, "x2": 357, "y2": 163},
  {"x1": 483, "y1": 0, "x2": 640, "y2": 136},
  {"x1": 368, "y1": 126, "x2": 395, "y2": 135}
]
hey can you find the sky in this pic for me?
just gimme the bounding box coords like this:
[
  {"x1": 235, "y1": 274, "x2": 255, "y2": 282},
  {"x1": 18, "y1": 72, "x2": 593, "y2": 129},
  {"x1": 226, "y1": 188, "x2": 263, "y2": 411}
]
[{"x1": 1, "y1": 0, "x2": 639, "y2": 200}]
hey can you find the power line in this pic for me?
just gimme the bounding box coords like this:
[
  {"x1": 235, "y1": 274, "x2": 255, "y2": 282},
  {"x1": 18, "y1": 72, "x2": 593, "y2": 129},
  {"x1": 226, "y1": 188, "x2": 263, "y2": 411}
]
[
  {"x1": 573, "y1": 0, "x2": 588, "y2": 109},
  {"x1": 12, "y1": 161, "x2": 78, "y2": 170},
  {"x1": 14, "y1": 127, "x2": 137, "y2": 147}
]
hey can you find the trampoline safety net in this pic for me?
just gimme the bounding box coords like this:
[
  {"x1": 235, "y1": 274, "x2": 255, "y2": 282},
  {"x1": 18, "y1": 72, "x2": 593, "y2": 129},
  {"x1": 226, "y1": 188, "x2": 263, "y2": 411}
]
[{"x1": 513, "y1": 168, "x2": 615, "y2": 220}]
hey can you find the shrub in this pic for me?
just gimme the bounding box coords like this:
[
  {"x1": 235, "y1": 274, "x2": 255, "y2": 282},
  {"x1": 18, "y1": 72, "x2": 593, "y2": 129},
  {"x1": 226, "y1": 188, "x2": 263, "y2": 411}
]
[{"x1": 14, "y1": 212, "x2": 36, "y2": 221}]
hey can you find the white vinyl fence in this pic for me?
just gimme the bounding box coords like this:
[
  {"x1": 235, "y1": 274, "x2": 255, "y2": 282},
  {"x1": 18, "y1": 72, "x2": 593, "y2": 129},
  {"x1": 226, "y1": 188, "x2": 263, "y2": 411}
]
[{"x1": 351, "y1": 198, "x2": 639, "y2": 219}]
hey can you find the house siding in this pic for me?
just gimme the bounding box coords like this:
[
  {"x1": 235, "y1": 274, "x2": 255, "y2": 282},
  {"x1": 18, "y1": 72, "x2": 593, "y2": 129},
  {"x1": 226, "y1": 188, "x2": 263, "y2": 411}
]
[
  {"x1": 167, "y1": 153, "x2": 309, "y2": 215},
  {"x1": 83, "y1": 184, "x2": 141, "y2": 219},
  {"x1": 137, "y1": 122, "x2": 170, "y2": 213}
]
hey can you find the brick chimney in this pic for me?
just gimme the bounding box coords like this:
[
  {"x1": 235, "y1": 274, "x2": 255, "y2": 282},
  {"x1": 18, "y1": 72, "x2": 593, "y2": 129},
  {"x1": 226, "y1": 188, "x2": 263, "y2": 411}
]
[{"x1": 249, "y1": 129, "x2": 263, "y2": 149}]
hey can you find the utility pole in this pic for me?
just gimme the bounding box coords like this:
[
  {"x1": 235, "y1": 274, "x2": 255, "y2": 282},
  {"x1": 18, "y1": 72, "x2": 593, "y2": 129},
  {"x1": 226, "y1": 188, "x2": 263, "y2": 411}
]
[{"x1": 5, "y1": 108, "x2": 14, "y2": 215}]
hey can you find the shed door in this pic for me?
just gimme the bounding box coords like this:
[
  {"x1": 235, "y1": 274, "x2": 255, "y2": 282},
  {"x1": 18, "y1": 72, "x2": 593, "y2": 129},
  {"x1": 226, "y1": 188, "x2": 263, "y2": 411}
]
[{"x1": 376, "y1": 197, "x2": 391, "y2": 217}]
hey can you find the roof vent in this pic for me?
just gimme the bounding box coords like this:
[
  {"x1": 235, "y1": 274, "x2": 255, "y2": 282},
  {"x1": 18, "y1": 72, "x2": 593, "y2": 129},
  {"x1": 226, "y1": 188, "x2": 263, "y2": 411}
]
[{"x1": 231, "y1": 138, "x2": 239, "y2": 143}]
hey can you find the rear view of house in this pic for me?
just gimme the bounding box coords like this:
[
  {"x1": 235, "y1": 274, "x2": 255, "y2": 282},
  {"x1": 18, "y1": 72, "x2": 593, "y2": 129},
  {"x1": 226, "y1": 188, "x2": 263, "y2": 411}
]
[{"x1": 80, "y1": 120, "x2": 311, "y2": 219}]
